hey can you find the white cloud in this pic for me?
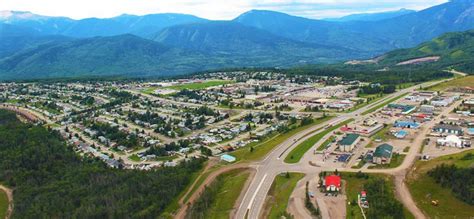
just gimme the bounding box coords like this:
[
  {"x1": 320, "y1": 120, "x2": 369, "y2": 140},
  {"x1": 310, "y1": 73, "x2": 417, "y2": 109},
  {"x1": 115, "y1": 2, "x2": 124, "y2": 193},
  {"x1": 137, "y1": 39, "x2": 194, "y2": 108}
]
[{"x1": 0, "y1": 0, "x2": 449, "y2": 20}]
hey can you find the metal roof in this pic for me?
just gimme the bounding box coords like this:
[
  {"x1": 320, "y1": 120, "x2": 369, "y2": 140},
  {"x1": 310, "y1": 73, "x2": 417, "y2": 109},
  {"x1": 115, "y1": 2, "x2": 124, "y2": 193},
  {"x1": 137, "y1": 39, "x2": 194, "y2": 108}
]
[
  {"x1": 338, "y1": 133, "x2": 360, "y2": 146},
  {"x1": 374, "y1": 143, "x2": 393, "y2": 158}
]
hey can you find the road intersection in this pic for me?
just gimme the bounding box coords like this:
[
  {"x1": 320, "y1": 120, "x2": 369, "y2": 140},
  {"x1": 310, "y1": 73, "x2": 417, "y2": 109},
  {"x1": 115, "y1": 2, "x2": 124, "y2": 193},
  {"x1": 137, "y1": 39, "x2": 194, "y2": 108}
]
[{"x1": 234, "y1": 78, "x2": 455, "y2": 219}]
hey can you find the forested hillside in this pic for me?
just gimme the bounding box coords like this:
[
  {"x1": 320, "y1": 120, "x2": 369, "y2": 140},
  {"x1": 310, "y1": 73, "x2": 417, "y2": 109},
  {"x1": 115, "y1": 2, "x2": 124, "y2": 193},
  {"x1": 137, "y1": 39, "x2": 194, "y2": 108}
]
[
  {"x1": 0, "y1": 110, "x2": 204, "y2": 218},
  {"x1": 381, "y1": 30, "x2": 474, "y2": 73}
]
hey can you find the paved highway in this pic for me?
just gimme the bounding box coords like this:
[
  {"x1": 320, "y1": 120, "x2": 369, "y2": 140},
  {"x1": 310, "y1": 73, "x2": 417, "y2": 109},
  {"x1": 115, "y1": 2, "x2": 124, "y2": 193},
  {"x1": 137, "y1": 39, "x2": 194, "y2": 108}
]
[{"x1": 234, "y1": 78, "x2": 454, "y2": 219}]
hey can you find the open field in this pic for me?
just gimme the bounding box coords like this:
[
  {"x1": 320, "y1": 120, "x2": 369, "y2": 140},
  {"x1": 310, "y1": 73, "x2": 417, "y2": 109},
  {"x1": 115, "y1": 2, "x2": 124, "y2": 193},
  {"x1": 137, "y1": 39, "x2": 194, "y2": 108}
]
[
  {"x1": 425, "y1": 75, "x2": 474, "y2": 91},
  {"x1": 285, "y1": 119, "x2": 354, "y2": 163},
  {"x1": 262, "y1": 173, "x2": 305, "y2": 219},
  {"x1": 361, "y1": 93, "x2": 408, "y2": 116},
  {"x1": 201, "y1": 169, "x2": 251, "y2": 219},
  {"x1": 342, "y1": 173, "x2": 414, "y2": 219},
  {"x1": 0, "y1": 189, "x2": 7, "y2": 219},
  {"x1": 231, "y1": 116, "x2": 333, "y2": 162},
  {"x1": 370, "y1": 125, "x2": 392, "y2": 142},
  {"x1": 167, "y1": 80, "x2": 233, "y2": 90},
  {"x1": 407, "y1": 150, "x2": 474, "y2": 218}
]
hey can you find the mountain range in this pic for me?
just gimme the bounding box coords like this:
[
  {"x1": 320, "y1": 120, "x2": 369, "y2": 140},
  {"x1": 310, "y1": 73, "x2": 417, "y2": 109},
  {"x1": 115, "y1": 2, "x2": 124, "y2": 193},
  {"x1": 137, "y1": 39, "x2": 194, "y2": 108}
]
[
  {"x1": 0, "y1": 0, "x2": 473, "y2": 80},
  {"x1": 324, "y1": 8, "x2": 415, "y2": 22}
]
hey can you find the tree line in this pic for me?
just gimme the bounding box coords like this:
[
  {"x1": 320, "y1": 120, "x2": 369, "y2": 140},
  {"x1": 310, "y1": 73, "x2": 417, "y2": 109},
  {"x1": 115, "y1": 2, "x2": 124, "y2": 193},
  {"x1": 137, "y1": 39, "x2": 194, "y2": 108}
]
[
  {"x1": 428, "y1": 163, "x2": 474, "y2": 205},
  {"x1": 0, "y1": 110, "x2": 205, "y2": 218}
]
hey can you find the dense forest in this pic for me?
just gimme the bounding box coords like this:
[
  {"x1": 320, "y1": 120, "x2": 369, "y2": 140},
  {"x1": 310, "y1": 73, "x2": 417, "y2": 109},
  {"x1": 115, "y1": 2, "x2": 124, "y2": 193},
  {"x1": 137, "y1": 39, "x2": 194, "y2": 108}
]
[
  {"x1": 364, "y1": 178, "x2": 406, "y2": 219},
  {"x1": 0, "y1": 110, "x2": 204, "y2": 218},
  {"x1": 284, "y1": 64, "x2": 453, "y2": 85},
  {"x1": 428, "y1": 163, "x2": 474, "y2": 205}
]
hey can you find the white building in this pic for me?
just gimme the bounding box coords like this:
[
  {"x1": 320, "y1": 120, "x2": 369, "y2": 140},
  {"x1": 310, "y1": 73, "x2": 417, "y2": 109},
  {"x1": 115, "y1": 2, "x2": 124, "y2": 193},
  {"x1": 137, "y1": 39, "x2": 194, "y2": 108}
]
[{"x1": 437, "y1": 135, "x2": 462, "y2": 148}]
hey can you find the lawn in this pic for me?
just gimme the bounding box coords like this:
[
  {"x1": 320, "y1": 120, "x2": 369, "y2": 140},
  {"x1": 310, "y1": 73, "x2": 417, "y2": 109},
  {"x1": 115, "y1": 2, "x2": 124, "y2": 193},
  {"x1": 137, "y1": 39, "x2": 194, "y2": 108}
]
[
  {"x1": 285, "y1": 119, "x2": 354, "y2": 163},
  {"x1": 351, "y1": 159, "x2": 367, "y2": 169},
  {"x1": 0, "y1": 189, "x2": 7, "y2": 219},
  {"x1": 342, "y1": 173, "x2": 414, "y2": 219},
  {"x1": 166, "y1": 80, "x2": 233, "y2": 91},
  {"x1": 407, "y1": 150, "x2": 474, "y2": 218},
  {"x1": 202, "y1": 169, "x2": 251, "y2": 219},
  {"x1": 263, "y1": 173, "x2": 305, "y2": 219},
  {"x1": 368, "y1": 154, "x2": 406, "y2": 169},
  {"x1": 155, "y1": 155, "x2": 178, "y2": 162},
  {"x1": 370, "y1": 124, "x2": 392, "y2": 142},
  {"x1": 128, "y1": 154, "x2": 141, "y2": 162},
  {"x1": 316, "y1": 135, "x2": 336, "y2": 151},
  {"x1": 425, "y1": 75, "x2": 474, "y2": 91},
  {"x1": 231, "y1": 116, "x2": 333, "y2": 162},
  {"x1": 361, "y1": 92, "x2": 408, "y2": 116}
]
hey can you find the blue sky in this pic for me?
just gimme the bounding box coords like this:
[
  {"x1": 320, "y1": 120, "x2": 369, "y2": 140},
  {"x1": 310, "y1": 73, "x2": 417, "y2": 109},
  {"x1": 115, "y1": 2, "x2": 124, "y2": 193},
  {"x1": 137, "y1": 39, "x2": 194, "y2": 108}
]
[{"x1": 0, "y1": 0, "x2": 448, "y2": 20}]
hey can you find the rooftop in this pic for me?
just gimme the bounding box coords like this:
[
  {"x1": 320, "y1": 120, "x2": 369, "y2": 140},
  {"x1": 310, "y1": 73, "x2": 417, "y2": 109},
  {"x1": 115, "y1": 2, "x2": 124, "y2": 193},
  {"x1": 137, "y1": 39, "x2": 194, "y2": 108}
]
[
  {"x1": 338, "y1": 133, "x2": 360, "y2": 145},
  {"x1": 374, "y1": 143, "x2": 393, "y2": 158}
]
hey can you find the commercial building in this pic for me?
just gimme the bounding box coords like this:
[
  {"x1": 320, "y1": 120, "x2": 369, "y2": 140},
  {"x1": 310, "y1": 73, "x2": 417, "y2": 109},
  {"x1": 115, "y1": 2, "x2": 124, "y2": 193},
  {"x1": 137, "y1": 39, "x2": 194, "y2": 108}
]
[
  {"x1": 393, "y1": 120, "x2": 420, "y2": 129},
  {"x1": 436, "y1": 135, "x2": 463, "y2": 148},
  {"x1": 419, "y1": 105, "x2": 435, "y2": 114},
  {"x1": 337, "y1": 133, "x2": 360, "y2": 152},
  {"x1": 432, "y1": 124, "x2": 464, "y2": 136},
  {"x1": 324, "y1": 175, "x2": 341, "y2": 192},
  {"x1": 373, "y1": 143, "x2": 393, "y2": 164}
]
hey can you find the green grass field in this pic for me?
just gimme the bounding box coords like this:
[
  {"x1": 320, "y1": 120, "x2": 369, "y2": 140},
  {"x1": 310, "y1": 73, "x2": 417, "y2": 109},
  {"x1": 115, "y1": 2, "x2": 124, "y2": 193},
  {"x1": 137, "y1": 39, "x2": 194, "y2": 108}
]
[
  {"x1": 231, "y1": 116, "x2": 333, "y2": 162},
  {"x1": 203, "y1": 169, "x2": 251, "y2": 219},
  {"x1": 128, "y1": 154, "x2": 141, "y2": 162},
  {"x1": 285, "y1": 119, "x2": 354, "y2": 163},
  {"x1": 361, "y1": 93, "x2": 408, "y2": 116},
  {"x1": 316, "y1": 135, "x2": 336, "y2": 151},
  {"x1": 0, "y1": 187, "x2": 8, "y2": 218},
  {"x1": 181, "y1": 163, "x2": 226, "y2": 204},
  {"x1": 0, "y1": 188, "x2": 7, "y2": 219},
  {"x1": 425, "y1": 75, "x2": 474, "y2": 91},
  {"x1": 264, "y1": 173, "x2": 305, "y2": 219},
  {"x1": 342, "y1": 173, "x2": 414, "y2": 219},
  {"x1": 366, "y1": 125, "x2": 393, "y2": 148},
  {"x1": 370, "y1": 125, "x2": 392, "y2": 142},
  {"x1": 167, "y1": 80, "x2": 233, "y2": 91},
  {"x1": 407, "y1": 150, "x2": 474, "y2": 218}
]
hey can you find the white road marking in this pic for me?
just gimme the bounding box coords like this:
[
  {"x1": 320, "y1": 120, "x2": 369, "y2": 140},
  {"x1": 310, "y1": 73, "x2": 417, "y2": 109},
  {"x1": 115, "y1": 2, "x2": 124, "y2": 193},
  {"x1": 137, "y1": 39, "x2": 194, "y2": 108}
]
[{"x1": 247, "y1": 174, "x2": 267, "y2": 210}]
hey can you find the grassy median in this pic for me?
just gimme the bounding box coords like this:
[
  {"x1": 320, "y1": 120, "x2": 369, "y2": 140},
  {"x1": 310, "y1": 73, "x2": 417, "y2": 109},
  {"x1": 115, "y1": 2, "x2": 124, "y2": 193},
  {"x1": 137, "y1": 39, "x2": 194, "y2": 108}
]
[
  {"x1": 285, "y1": 119, "x2": 354, "y2": 163},
  {"x1": 263, "y1": 173, "x2": 305, "y2": 218},
  {"x1": 185, "y1": 169, "x2": 251, "y2": 219},
  {"x1": 0, "y1": 189, "x2": 7, "y2": 219},
  {"x1": 232, "y1": 116, "x2": 333, "y2": 162},
  {"x1": 361, "y1": 93, "x2": 408, "y2": 116}
]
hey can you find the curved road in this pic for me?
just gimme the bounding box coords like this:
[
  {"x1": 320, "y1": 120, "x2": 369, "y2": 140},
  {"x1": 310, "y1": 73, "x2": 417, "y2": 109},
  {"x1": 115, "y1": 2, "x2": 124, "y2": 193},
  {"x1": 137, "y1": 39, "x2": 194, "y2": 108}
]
[{"x1": 234, "y1": 78, "x2": 454, "y2": 219}]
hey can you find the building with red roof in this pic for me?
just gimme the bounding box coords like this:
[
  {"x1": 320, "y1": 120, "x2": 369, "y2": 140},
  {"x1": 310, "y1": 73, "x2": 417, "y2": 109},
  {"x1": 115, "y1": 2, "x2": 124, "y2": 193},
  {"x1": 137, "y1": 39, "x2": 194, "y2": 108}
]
[{"x1": 324, "y1": 175, "x2": 341, "y2": 192}]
